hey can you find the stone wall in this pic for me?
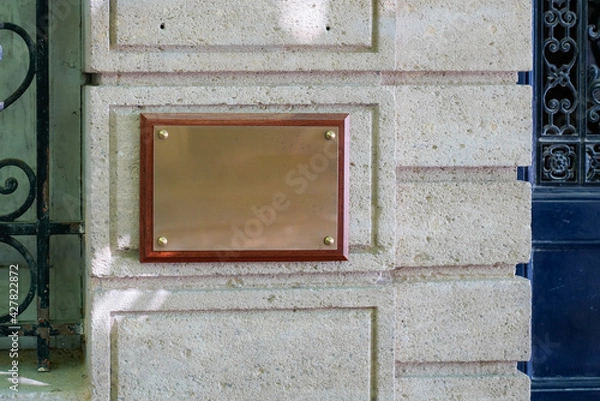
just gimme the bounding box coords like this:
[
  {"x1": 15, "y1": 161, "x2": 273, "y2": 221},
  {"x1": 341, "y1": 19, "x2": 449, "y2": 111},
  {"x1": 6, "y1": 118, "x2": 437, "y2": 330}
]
[{"x1": 84, "y1": 0, "x2": 532, "y2": 399}]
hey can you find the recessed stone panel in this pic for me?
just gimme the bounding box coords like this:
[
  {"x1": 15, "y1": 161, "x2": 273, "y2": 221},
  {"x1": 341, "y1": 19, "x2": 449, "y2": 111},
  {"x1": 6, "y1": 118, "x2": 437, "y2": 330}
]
[
  {"x1": 112, "y1": 0, "x2": 373, "y2": 49},
  {"x1": 85, "y1": 0, "x2": 395, "y2": 72},
  {"x1": 89, "y1": 287, "x2": 395, "y2": 400},
  {"x1": 113, "y1": 309, "x2": 373, "y2": 400},
  {"x1": 110, "y1": 107, "x2": 372, "y2": 255},
  {"x1": 86, "y1": 85, "x2": 397, "y2": 276}
]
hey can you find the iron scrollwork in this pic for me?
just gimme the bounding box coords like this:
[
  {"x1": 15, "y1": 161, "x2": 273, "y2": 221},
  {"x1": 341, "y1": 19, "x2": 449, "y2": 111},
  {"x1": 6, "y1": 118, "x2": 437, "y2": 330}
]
[
  {"x1": 542, "y1": 143, "x2": 578, "y2": 181},
  {"x1": 586, "y1": 143, "x2": 600, "y2": 180},
  {"x1": 537, "y1": 0, "x2": 600, "y2": 184},
  {"x1": 0, "y1": 22, "x2": 36, "y2": 111},
  {"x1": 0, "y1": 22, "x2": 37, "y2": 220},
  {"x1": 542, "y1": 0, "x2": 578, "y2": 138},
  {"x1": 0, "y1": 23, "x2": 39, "y2": 329},
  {"x1": 0, "y1": 236, "x2": 37, "y2": 324},
  {"x1": 0, "y1": 159, "x2": 37, "y2": 221},
  {"x1": 0, "y1": 22, "x2": 37, "y2": 323},
  {"x1": 0, "y1": 0, "x2": 73, "y2": 372}
]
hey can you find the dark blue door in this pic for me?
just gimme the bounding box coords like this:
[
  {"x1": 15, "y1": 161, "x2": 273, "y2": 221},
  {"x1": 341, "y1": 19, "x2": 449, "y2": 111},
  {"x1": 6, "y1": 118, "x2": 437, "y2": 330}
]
[
  {"x1": 528, "y1": 193, "x2": 600, "y2": 399},
  {"x1": 527, "y1": 0, "x2": 600, "y2": 399}
]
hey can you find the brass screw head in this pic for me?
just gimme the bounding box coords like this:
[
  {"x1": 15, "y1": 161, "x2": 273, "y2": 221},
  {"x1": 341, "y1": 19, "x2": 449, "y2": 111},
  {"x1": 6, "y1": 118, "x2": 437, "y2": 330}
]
[
  {"x1": 157, "y1": 236, "x2": 168, "y2": 247},
  {"x1": 323, "y1": 236, "x2": 335, "y2": 246},
  {"x1": 157, "y1": 130, "x2": 169, "y2": 140},
  {"x1": 325, "y1": 131, "x2": 336, "y2": 140}
]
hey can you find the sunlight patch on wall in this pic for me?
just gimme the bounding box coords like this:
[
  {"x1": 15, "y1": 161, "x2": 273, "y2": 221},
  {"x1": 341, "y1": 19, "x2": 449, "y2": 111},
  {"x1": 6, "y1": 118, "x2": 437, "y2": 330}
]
[{"x1": 278, "y1": 0, "x2": 330, "y2": 43}]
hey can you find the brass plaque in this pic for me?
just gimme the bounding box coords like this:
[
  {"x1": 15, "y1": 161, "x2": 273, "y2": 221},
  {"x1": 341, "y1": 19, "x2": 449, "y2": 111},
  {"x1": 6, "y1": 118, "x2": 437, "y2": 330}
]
[{"x1": 140, "y1": 114, "x2": 349, "y2": 262}]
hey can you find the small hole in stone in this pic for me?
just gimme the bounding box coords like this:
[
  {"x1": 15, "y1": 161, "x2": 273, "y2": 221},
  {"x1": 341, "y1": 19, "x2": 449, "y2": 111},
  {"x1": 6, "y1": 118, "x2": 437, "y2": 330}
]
[
  {"x1": 326, "y1": 25, "x2": 331, "y2": 31},
  {"x1": 160, "y1": 23, "x2": 165, "y2": 30}
]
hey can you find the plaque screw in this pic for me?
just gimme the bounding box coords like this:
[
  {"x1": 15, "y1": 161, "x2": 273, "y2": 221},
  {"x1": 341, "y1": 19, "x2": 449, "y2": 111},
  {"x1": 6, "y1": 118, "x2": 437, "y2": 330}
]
[
  {"x1": 157, "y1": 236, "x2": 168, "y2": 247},
  {"x1": 157, "y1": 130, "x2": 169, "y2": 140},
  {"x1": 325, "y1": 131, "x2": 336, "y2": 140},
  {"x1": 323, "y1": 236, "x2": 335, "y2": 246}
]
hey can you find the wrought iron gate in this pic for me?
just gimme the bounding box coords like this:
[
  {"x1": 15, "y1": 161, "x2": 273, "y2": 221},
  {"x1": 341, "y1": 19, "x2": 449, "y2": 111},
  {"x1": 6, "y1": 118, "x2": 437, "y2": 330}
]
[
  {"x1": 525, "y1": 0, "x2": 600, "y2": 399},
  {"x1": 0, "y1": 0, "x2": 84, "y2": 371},
  {"x1": 536, "y1": 0, "x2": 600, "y2": 184}
]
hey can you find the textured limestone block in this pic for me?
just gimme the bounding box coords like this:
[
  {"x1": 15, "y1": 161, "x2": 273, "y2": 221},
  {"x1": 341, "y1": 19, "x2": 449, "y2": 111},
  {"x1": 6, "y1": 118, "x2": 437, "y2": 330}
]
[
  {"x1": 113, "y1": 0, "x2": 372, "y2": 48},
  {"x1": 396, "y1": 373, "x2": 530, "y2": 401},
  {"x1": 396, "y1": 85, "x2": 532, "y2": 167},
  {"x1": 114, "y1": 310, "x2": 372, "y2": 400},
  {"x1": 85, "y1": 85, "x2": 397, "y2": 276},
  {"x1": 396, "y1": 0, "x2": 532, "y2": 71},
  {"x1": 396, "y1": 181, "x2": 531, "y2": 267},
  {"x1": 89, "y1": 287, "x2": 395, "y2": 400},
  {"x1": 84, "y1": 0, "x2": 396, "y2": 72},
  {"x1": 395, "y1": 278, "x2": 531, "y2": 362}
]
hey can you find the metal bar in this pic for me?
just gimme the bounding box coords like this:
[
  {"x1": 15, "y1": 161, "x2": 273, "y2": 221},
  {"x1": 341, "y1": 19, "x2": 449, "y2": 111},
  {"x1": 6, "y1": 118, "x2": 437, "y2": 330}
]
[
  {"x1": 0, "y1": 222, "x2": 84, "y2": 236},
  {"x1": 49, "y1": 222, "x2": 85, "y2": 235},
  {"x1": 578, "y1": 0, "x2": 587, "y2": 184},
  {"x1": 0, "y1": 323, "x2": 83, "y2": 337},
  {"x1": 0, "y1": 223, "x2": 38, "y2": 236},
  {"x1": 532, "y1": 0, "x2": 542, "y2": 185},
  {"x1": 35, "y1": 0, "x2": 51, "y2": 372}
]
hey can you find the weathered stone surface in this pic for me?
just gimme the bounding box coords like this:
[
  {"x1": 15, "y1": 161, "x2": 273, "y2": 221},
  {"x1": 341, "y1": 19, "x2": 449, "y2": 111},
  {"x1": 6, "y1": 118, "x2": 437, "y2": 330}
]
[
  {"x1": 396, "y1": 373, "x2": 530, "y2": 401},
  {"x1": 89, "y1": 286, "x2": 396, "y2": 400},
  {"x1": 80, "y1": 1, "x2": 535, "y2": 401},
  {"x1": 395, "y1": 278, "x2": 531, "y2": 362},
  {"x1": 113, "y1": 0, "x2": 373, "y2": 48},
  {"x1": 114, "y1": 309, "x2": 372, "y2": 400},
  {"x1": 84, "y1": 0, "x2": 396, "y2": 72},
  {"x1": 85, "y1": 85, "x2": 397, "y2": 276},
  {"x1": 396, "y1": 0, "x2": 532, "y2": 71},
  {"x1": 396, "y1": 181, "x2": 531, "y2": 267},
  {"x1": 396, "y1": 85, "x2": 532, "y2": 167}
]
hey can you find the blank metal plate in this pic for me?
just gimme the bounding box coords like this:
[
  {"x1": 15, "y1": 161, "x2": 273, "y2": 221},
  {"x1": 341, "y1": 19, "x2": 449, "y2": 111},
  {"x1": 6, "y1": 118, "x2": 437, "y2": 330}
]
[{"x1": 140, "y1": 113, "x2": 348, "y2": 263}]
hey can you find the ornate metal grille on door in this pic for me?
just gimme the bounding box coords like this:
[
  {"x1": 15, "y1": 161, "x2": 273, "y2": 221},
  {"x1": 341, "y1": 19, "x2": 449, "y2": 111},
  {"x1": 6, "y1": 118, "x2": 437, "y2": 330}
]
[
  {"x1": 0, "y1": 1, "x2": 84, "y2": 371},
  {"x1": 538, "y1": 0, "x2": 600, "y2": 184}
]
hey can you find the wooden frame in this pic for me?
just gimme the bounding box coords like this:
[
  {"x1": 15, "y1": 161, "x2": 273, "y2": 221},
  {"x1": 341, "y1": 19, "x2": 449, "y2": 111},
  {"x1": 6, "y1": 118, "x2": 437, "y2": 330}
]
[{"x1": 140, "y1": 113, "x2": 349, "y2": 263}]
